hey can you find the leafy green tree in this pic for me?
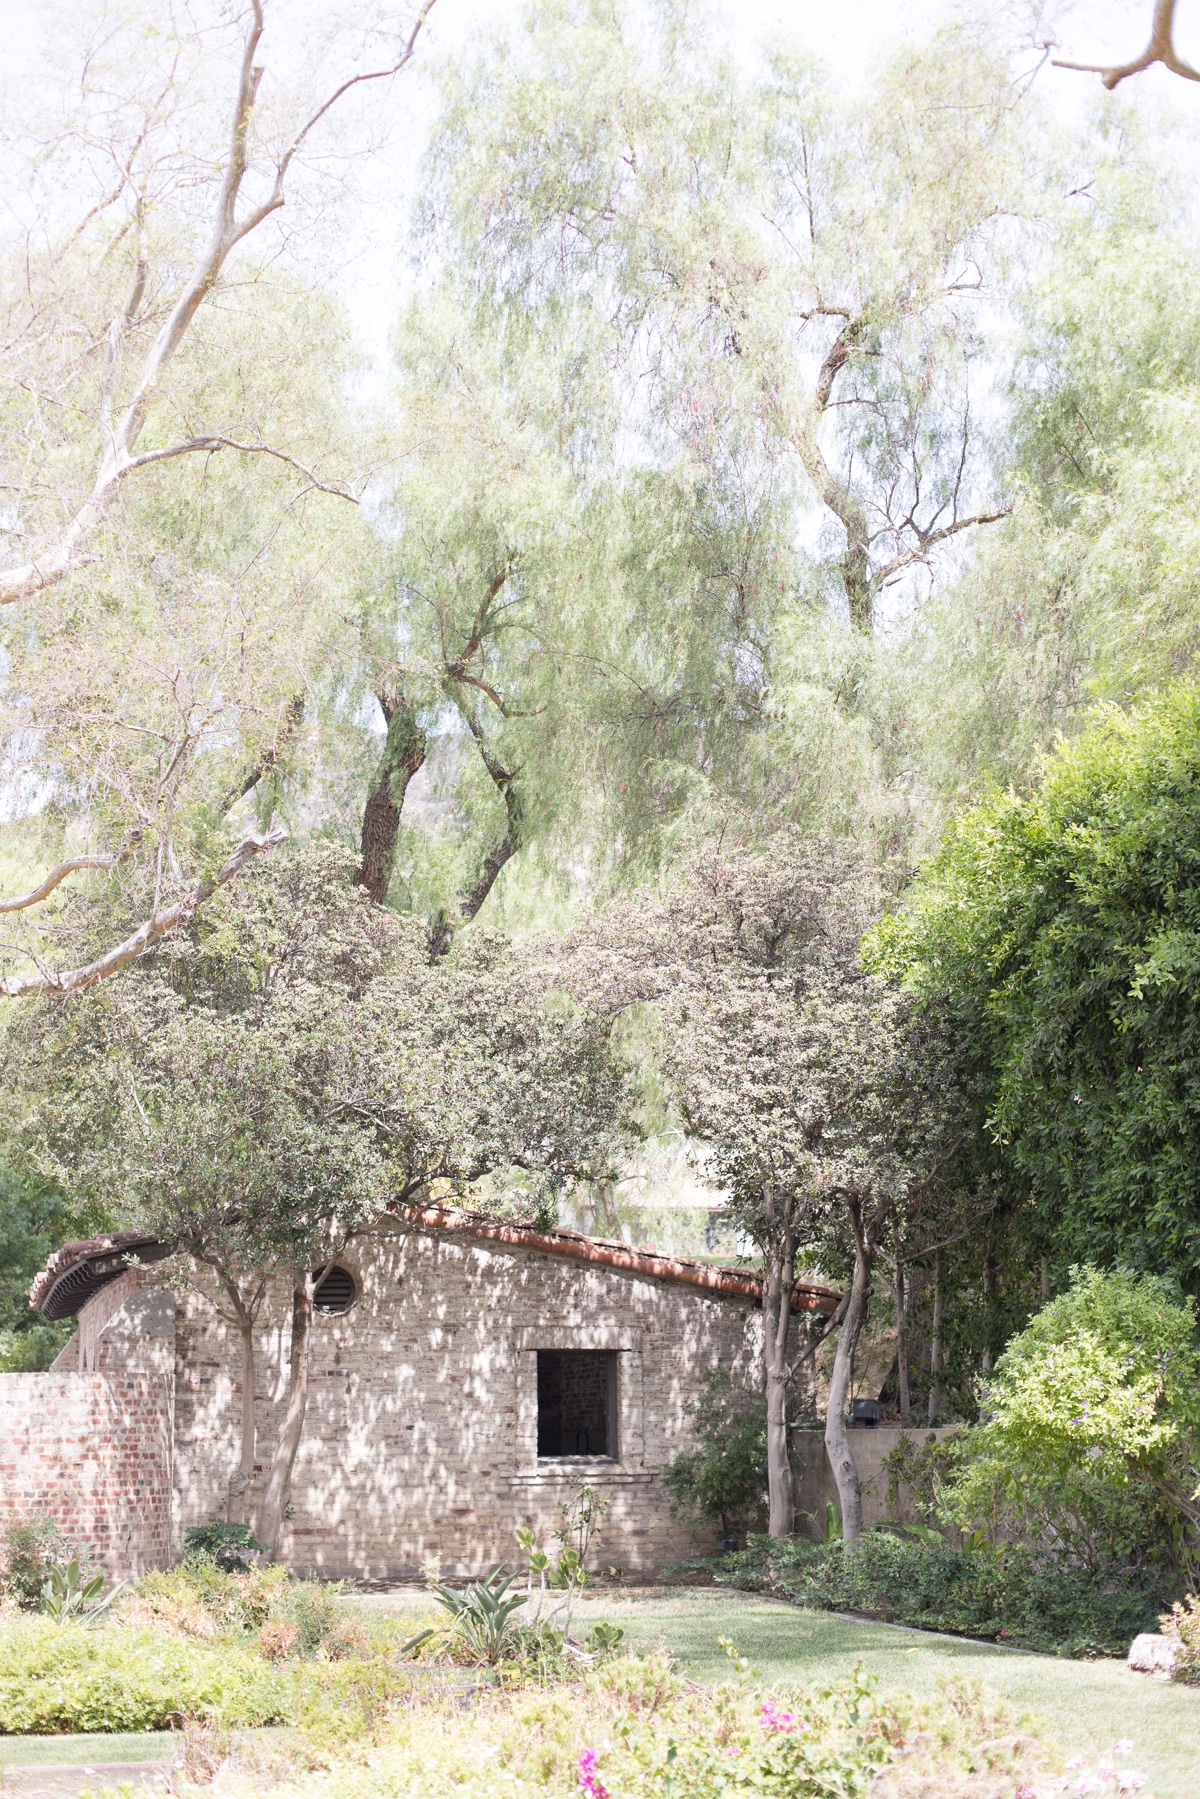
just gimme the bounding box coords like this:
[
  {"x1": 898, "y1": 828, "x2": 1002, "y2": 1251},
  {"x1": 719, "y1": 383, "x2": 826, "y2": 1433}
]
[
  {"x1": 872, "y1": 685, "x2": 1200, "y2": 1293},
  {"x1": 944, "y1": 1267, "x2": 1200, "y2": 1577},
  {"x1": 560, "y1": 829, "x2": 977, "y2": 1539},
  {"x1": 9, "y1": 844, "x2": 626, "y2": 1552}
]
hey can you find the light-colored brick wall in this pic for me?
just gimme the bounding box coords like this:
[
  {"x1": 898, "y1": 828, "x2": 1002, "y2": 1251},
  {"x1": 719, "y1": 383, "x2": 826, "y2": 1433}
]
[
  {"x1": 174, "y1": 1218, "x2": 763, "y2": 1577},
  {"x1": 0, "y1": 1371, "x2": 173, "y2": 1578}
]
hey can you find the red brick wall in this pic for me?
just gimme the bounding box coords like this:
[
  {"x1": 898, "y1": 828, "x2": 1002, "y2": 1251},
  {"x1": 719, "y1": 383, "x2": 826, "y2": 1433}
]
[{"x1": 0, "y1": 1373, "x2": 173, "y2": 1579}]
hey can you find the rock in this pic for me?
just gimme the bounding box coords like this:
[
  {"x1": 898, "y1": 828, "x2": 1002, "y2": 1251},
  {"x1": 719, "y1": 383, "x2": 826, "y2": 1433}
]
[{"x1": 1127, "y1": 1632, "x2": 1179, "y2": 1678}]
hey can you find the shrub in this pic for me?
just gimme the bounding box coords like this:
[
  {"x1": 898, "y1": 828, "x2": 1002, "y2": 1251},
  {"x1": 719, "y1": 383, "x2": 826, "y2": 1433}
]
[
  {"x1": 182, "y1": 1521, "x2": 266, "y2": 1572},
  {"x1": 132, "y1": 1556, "x2": 291, "y2": 1638},
  {"x1": 275, "y1": 1652, "x2": 1064, "y2": 1797},
  {"x1": 941, "y1": 1267, "x2": 1200, "y2": 1575},
  {"x1": 718, "y1": 1531, "x2": 1168, "y2": 1657},
  {"x1": 663, "y1": 1369, "x2": 767, "y2": 1538},
  {"x1": 257, "y1": 1619, "x2": 301, "y2": 1661},
  {"x1": 0, "y1": 1616, "x2": 288, "y2": 1732},
  {"x1": 277, "y1": 1576, "x2": 346, "y2": 1656},
  {"x1": 0, "y1": 1515, "x2": 80, "y2": 1611},
  {"x1": 1161, "y1": 1592, "x2": 1200, "y2": 1683}
]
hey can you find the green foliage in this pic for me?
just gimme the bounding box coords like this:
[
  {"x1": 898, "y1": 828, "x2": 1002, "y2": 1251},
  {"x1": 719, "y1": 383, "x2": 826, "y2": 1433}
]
[
  {"x1": 39, "y1": 1560, "x2": 122, "y2": 1625},
  {"x1": 0, "y1": 1167, "x2": 74, "y2": 1372},
  {"x1": 183, "y1": 1522, "x2": 265, "y2": 1574},
  {"x1": 132, "y1": 1556, "x2": 350, "y2": 1653},
  {"x1": 11, "y1": 843, "x2": 626, "y2": 1275},
  {"x1": 0, "y1": 1617, "x2": 288, "y2": 1733},
  {"x1": 414, "y1": 1566, "x2": 529, "y2": 1666},
  {"x1": 584, "y1": 1621, "x2": 625, "y2": 1657},
  {"x1": 663, "y1": 1369, "x2": 768, "y2": 1536},
  {"x1": 718, "y1": 1532, "x2": 1168, "y2": 1658},
  {"x1": 0, "y1": 1515, "x2": 80, "y2": 1611},
  {"x1": 942, "y1": 1268, "x2": 1200, "y2": 1574},
  {"x1": 872, "y1": 686, "x2": 1200, "y2": 1291}
]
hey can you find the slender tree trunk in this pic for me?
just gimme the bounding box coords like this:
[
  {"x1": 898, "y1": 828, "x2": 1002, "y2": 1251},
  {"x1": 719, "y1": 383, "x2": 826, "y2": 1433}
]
[
  {"x1": 825, "y1": 1197, "x2": 874, "y2": 1542},
  {"x1": 1039, "y1": 1256, "x2": 1051, "y2": 1303},
  {"x1": 257, "y1": 1269, "x2": 315, "y2": 1559},
  {"x1": 201, "y1": 1260, "x2": 260, "y2": 1527},
  {"x1": 894, "y1": 1254, "x2": 910, "y2": 1424},
  {"x1": 357, "y1": 692, "x2": 426, "y2": 905},
  {"x1": 928, "y1": 1253, "x2": 944, "y2": 1424},
  {"x1": 761, "y1": 1187, "x2": 795, "y2": 1538},
  {"x1": 227, "y1": 1307, "x2": 256, "y2": 1526},
  {"x1": 981, "y1": 1243, "x2": 998, "y2": 1376}
]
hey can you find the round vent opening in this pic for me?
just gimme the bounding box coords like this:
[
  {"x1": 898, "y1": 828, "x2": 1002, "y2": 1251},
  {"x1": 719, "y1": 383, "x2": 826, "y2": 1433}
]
[{"x1": 312, "y1": 1264, "x2": 357, "y2": 1316}]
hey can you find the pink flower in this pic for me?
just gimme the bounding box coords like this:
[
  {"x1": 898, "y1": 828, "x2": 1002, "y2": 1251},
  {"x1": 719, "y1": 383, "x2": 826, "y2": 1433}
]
[
  {"x1": 759, "y1": 1698, "x2": 800, "y2": 1735},
  {"x1": 1112, "y1": 1742, "x2": 1133, "y2": 1758},
  {"x1": 577, "y1": 1750, "x2": 609, "y2": 1799},
  {"x1": 1067, "y1": 1757, "x2": 1086, "y2": 1772},
  {"x1": 1123, "y1": 1776, "x2": 1147, "y2": 1793}
]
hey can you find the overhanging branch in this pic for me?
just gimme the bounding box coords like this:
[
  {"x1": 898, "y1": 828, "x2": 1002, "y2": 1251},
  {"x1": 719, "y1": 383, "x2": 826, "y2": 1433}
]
[
  {"x1": 1051, "y1": 0, "x2": 1199, "y2": 88},
  {"x1": 0, "y1": 824, "x2": 287, "y2": 999}
]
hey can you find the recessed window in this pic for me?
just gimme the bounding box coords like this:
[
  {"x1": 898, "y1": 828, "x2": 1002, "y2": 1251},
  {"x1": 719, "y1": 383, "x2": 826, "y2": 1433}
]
[
  {"x1": 537, "y1": 1350, "x2": 617, "y2": 1458},
  {"x1": 313, "y1": 1265, "x2": 357, "y2": 1316}
]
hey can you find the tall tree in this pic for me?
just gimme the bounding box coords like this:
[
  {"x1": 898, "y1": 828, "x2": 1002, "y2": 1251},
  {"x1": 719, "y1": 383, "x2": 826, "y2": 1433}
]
[
  {"x1": 0, "y1": 0, "x2": 436, "y2": 995},
  {"x1": 871, "y1": 684, "x2": 1200, "y2": 1300},
  {"x1": 424, "y1": 10, "x2": 1026, "y2": 637},
  {"x1": 558, "y1": 830, "x2": 973, "y2": 1538}
]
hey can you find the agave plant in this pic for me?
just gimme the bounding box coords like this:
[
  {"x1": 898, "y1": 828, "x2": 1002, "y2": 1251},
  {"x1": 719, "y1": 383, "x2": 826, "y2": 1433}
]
[
  {"x1": 400, "y1": 1564, "x2": 528, "y2": 1666},
  {"x1": 40, "y1": 1559, "x2": 127, "y2": 1625}
]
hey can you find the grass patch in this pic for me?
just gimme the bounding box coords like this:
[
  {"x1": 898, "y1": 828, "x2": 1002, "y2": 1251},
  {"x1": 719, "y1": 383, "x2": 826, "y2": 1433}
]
[
  {"x1": 563, "y1": 1586, "x2": 1200, "y2": 1799},
  {"x1": 0, "y1": 1731, "x2": 177, "y2": 1768}
]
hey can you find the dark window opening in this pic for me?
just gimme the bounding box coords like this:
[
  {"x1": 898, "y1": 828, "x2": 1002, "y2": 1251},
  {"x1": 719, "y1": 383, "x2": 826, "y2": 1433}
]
[
  {"x1": 537, "y1": 1350, "x2": 617, "y2": 1458},
  {"x1": 313, "y1": 1265, "x2": 357, "y2": 1315}
]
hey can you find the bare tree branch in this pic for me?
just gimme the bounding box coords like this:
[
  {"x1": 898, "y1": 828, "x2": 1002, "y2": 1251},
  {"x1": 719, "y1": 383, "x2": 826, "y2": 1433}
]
[
  {"x1": 874, "y1": 508, "x2": 1012, "y2": 585},
  {"x1": 0, "y1": 854, "x2": 125, "y2": 915},
  {"x1": 123, "y1": 437, "x2": 358, "y2": 502},
  {"x1": 0, "y1": 825, "x2": 287, "y2": 998},
  {"x1": 0, "y1": 0, "x2": 434, "y2": 608},
  {"x1": 1052, "y1": 0, "x2": 1200, "y2": 88}
]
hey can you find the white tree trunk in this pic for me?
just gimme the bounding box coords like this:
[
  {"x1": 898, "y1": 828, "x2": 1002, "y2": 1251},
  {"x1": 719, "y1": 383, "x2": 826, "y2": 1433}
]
[
  {"x1": 762, "y1": 1224, "x2": 796, "y2": 1538},
  {"x1": 257, "y1": 1269, "x2": 314, "y2": 1559},
  {"x1": 824, "y1": 1216, "x2": 873, "y2": 1542}
]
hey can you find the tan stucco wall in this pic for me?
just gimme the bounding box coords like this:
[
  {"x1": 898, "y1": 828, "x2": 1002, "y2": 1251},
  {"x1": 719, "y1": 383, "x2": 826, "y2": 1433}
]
[
  {"x1": 173, "y1": 1219, "x2": 763, "y2": 1578},
  {"x1": 791, "y1": 1425, "x2": 960, "y2": 1536}
]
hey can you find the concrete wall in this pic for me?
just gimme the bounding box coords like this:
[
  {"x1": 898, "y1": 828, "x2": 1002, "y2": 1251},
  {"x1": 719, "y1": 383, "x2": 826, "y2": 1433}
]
[
  {"x1": 173, "y1": 1217, "x2": 763, "y2": 1578},
  {"x1": 0, "y1": 1370, "x2": 173, "y2": 1579},
  {"x1": 792, "y1": 1425, "x2": 959, "y2": 1536}
]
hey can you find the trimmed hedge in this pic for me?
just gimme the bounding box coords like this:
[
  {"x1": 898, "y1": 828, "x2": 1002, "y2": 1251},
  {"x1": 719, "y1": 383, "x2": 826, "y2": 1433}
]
[
  {"x1": 0, "y1": 1618, "x2": 289, "y2": 1733},
  {"x1": 716, "y1": 1532, "x2": 1170, "y2": 1657}
]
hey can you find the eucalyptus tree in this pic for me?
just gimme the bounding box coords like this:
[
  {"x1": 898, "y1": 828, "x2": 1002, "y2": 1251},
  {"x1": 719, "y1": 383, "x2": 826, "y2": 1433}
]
[
  {"x1": 8, "y1": 844, "x2": 627, "y2": 1551},
  {"x1": 0, "y1": 0, "x2": 436, "y2": 997}
]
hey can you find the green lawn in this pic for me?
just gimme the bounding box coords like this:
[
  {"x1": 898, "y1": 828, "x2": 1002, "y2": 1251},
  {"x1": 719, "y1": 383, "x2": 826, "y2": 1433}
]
[
  {"x1": 0, "y1": 1732, "x2": 177, "y2": 1768},
  {"x1": 570, "y1": 1586, "x2": 1200, "y2": 1799}
]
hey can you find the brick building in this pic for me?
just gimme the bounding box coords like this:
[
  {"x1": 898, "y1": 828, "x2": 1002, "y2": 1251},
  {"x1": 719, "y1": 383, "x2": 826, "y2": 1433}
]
[{"x1": 9, "y1": 1207, "x2": 839, "y2": 1581}]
